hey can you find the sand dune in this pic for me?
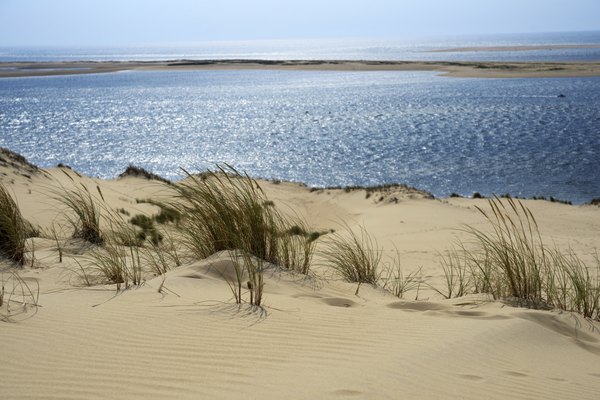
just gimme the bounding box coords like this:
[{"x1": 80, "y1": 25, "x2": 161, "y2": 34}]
[{"x1": 1, "y1": 153, "x2": 600, "y2": 399}]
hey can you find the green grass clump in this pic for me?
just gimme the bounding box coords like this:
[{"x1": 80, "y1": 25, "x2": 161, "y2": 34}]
[
  {"x1": 432, "y1": 247, "x2": 472, "y2": 299},
  {"x1": 321, "y1": 225, "x2": 381, "y2": 285},
  {"x1": 54, "y1": 174, "x2": 104, "y2": 245},
  {"x1": 170, "y1": 165, "x2": 319, "y2": 306},
  {"x1": 225, "y1": 250, "x2": 265, "y2": 306},
  {"x1": 278, "y1": 221, "x2": 320, "y2": 275},
  {"x1": 76, "y1": 210, "x2": 178, "y2": 290},
  {"x1": 118, "y1": 164, "x2": 172, "y2": 185},
  {"x1": 135, "y1": 198, "x2": 181, "y2": 225},
  {"x1": 0, "y1": 182, "x2": 29, "y2": 265},
  {"x1": 87, "y1": 241, "x2": 143, "y2": 291},
  {"x1": 467, "y1": 197, "x2": 546, "y2": 303},
  {"x1": 141, "y1": 233, "x2": 182, "y2": 278},
  {"x1": 546, "y1": 250, "x2": 600, "y2": 320},
  {"x1": 130, "y1": 214, "x2": 154, "y2": 231},
  {"x1": 129, "y1": 214, "x2": 163, "y2": 246},
  {"x1": 438, "y1": 197, "x2": 600, "y2": 320},
  {"x1": 381, "y1": 253, "x2": 422, "y2": 299},
  {"x1": 84, "y1": 218, "x2": 145, "y2": 290},
  {"x1": 174, "y1": 166, "x2": 279, "y2": 263},
  {"x1": 174, "y1": 165, "x2": 315, "y2": 275},
  {"x1": 154, "y1": 204, "x2": 181, "y2": 225}
]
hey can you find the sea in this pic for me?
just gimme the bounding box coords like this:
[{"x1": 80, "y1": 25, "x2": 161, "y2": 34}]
[{"x1": 1, "y1": 31, "x2": 599, "y2": 203}]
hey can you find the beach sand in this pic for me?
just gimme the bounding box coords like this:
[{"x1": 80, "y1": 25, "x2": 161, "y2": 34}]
[
  {"x1": 1, "y1": 150, "x2": 600, "y2": 399},
  {"x1": 2, "y1": 59, "x2": 600, "y2": 78}
]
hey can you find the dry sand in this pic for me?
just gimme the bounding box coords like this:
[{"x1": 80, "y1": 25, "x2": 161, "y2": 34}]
[
  {"x1": 1, "y1": 151, "x2": 600, "y2": 399},
  {"x1": 2, "y1": 59, "x2": 600, "y2": 78}
]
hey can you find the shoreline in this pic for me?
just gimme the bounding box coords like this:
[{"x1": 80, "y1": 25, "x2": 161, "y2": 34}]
[
  {"x1": 1, "y1": 148, "x2": 596, "y2": 205},
  {"x1": 430, "y1": 44, "x2": 600, "y2": 52},
  {"x1": 2, "y1": 59, "x2": 600, "y2": 78}
]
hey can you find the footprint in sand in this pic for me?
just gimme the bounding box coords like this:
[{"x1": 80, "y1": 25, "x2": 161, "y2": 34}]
[
  {"x1": 547, "y1": 376, "x2": 568, "y2": 382},
  {"x1": 321, "y1": 298, "x2": 356, "y2": 308},
  {"x1": 386, "y1": 301, "x2": 448, "y2": 311},
  {"x1": 504, "y1": 370, "x2": 529, "y2": 377},
  {"x1": 457, "y1": 374, "x2": 485, "y2": 381},
  {"x1": 331, "y1": 389, "x2": 363, "y2": 396}
]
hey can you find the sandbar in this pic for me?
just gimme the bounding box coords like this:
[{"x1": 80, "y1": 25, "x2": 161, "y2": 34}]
[{"x1": 1, "y1": 59, "x2": 600, "y2": 78}]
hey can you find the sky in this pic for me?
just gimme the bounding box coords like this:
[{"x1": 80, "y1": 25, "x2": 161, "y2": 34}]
[{"x1": 1, "y1": 0, "x2": 599, "y2": 47}]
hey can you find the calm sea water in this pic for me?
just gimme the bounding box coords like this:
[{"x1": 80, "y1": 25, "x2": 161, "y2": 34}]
[
  {"x1": 1, "y1": 69, "x2": 599, "y2": 203},
  {"x1": 1, "y1": 32, "x2": 600, "y2": 202}
]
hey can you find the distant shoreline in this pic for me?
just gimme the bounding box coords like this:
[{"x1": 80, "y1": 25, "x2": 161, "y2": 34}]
[
  {"x1": 1, "y1": 146, "x2": 597, "y2": 205},
  {"x1": 430, "y1": 44, "x2": 600, "y2": 53},
  {"x1": 2, "y1": 59, "x2": 600, "y2": 78}
]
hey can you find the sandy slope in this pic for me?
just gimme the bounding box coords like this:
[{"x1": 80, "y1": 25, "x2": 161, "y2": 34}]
[{"x1": 1, "y1": 157, "x2": 600, "y2": 399}]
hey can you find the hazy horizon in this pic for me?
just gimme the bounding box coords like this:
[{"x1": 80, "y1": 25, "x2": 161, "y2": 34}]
[
  {"x1": 2, "y1": 31, "x2": 600, "y2": 50},
  {"x1": 1, "y1": 0, "x2": 600, "y2": 47}
]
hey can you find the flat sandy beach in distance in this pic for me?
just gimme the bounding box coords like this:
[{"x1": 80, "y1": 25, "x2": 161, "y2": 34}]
[
  {"x1": 1, "y1": 148, "x2": 600, "y2": 399},
  {"x1": 2, "y1": 58, "x2": 600, "y2": 78}
]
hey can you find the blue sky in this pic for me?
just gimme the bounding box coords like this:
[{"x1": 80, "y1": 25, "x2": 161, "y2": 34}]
[{"x1": 1, "y1": 0, "x2": 599, "y2": 46}]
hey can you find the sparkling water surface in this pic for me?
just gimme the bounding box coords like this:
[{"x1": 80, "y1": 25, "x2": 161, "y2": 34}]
[{"x1": 1, "y1": 70, "x2": 599, "y2": 203}]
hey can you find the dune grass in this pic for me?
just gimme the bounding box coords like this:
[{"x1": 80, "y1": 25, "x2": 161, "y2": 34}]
[
  {"x1": 432, "y1": 247, "x2": 474, "y2": 299},
  {"x1": 53, "y1": 172, "x2": 104, "y2": 245},
  {"x1": 171, "y1": 165, "x2": 322, "y2": 306},
  {"x1": 439, "y1": 197, "x2": 600, "y2": 320},
  {"x1": 129, "y1": 214, "x2": 164, "y2": 246},
  {"x1": 90, "y1": 219, "x2": 144, "y2": 290},
  {"x1": 0, "y1": 182, "x2": 29, "y2": 266},
  {"x1": 173, "y1": 165, "x2": 316, "y2": 275},
  {"x1": 118, "y1": 164, "x2": 172, "y2": 185},
  {"x1": 174, "y1": 166, "x2": 279, "y2": 262},
  {"x1": 49, "y1": 172, "x2": 164, "y2": 289},
  {"x1": 381, "y1": 253, "x2": 422, "y2": 299},
  {"x1": 225, "y1": 250, "x2": 265, "y2": 306},
  {"x1": 69, "y1": 213, "x2": 180, "y2": 290},
  {"x1": 47, "y1": 170, "x2": 185, "y2": 290},
  {"x1": 47, "y1": 224, "x2": 67, "y2": 263},
  {"x1": 322, "y1": 226, "x2": 422, "y2": 297},
  {"x1": 135, "y1": 198, "x2": 181, "y2": 225},
  {"x1": 90, "y1": 204, "x2": 183, "y2": 289},
  {"x1": 1, "y1": 268, "x2": 39, "y2": 322},
  {"x1": 139, "y1": 226, "x2": 183, "y2": 278},
  {"x1": 278, "y1": 222, "x2": 320, "y2": 275},
  {"x1": 321, "y1": 224, "x2": 381, "y2": 285},
  {"x1": 245, "y1": 254, "x2": 264, "y2": 306},
  {"x1": 547, "y1": 250, "x2": 600, "y2": 320},
  {"x1": 437, "y1": 197, "x2": 549, "y2": 306},
  {"x1": 52, "y1": 164, "x2": 309, "y2": 296},
  {"x1": 142, "y1": 241, "x2": 175, "y2": 277},
  {"x1": 87, "y1": 243, "x2": 139, "y2": 290},
  {"x1": 469, "y1": 197, "x2": 547, "y2": 303}
]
